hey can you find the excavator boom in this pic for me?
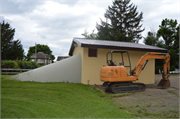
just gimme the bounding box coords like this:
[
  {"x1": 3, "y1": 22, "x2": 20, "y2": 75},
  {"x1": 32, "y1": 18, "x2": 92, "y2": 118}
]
[{"x1": 130, "y1": 52, "x2": 170, "y2": 88}]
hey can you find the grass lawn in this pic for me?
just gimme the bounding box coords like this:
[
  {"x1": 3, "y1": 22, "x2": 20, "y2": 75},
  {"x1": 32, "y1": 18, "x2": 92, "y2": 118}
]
[{"x1": 1, "y1": 75, "x2": 134, "y2": 118}]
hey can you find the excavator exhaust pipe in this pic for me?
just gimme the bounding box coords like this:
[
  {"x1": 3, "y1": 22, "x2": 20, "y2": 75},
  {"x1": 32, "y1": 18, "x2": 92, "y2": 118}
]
[{"x1": 156, "y1": 78, "x2": 170, "y2": 89}]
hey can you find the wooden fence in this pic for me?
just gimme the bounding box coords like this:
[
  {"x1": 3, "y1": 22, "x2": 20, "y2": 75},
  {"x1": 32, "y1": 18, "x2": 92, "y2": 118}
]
[{"x1": 1, "y1": 68, "x2": 32, "y2": 75}]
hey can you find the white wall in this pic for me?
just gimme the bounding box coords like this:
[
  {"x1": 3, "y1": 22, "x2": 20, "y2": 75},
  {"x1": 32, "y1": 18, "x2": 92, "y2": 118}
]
[{"x1": 10, "y1": 54, "x2": 82, "y2": 83}]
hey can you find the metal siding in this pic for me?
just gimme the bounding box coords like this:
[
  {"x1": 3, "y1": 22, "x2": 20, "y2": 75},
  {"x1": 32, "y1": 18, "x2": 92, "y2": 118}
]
[
  {"x1": 73, "y1": 38, "x2": 167, "y2": 52},
  {"x1": 10, "y1": 54, "x2": 82, "y2": 83}
]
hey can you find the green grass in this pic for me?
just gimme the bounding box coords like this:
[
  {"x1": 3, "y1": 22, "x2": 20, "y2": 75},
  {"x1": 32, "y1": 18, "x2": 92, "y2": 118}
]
[
  {"x1": 1, "y1": 75, "x2": 134, "y2": 118},
  {"x1": 167, "y1": 90, "x2": 179, "y2": 97},
  {"x1": 146, "y1": 105, "x2": 151, "y2": 107},
  {"x1": 110, "y1": 93, "x2": 134, "y2": 97}
]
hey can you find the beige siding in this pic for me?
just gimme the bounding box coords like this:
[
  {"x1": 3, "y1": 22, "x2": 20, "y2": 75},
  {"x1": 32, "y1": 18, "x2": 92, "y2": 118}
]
[
  {"x1": 73, "y1": 44, "x2": 84, "y2": 82},
  {"x1": 73, "y1": 44, "x2": 84, "y2": 56},
  {"x1": 73, "y1": 46, "x2": 155, "y2": 85},
  {"x1": 128, "y1": 51, "x2": 155, "y2": 84}
]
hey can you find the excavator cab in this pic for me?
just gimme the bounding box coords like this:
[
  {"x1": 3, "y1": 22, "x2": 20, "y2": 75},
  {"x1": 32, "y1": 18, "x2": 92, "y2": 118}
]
[{"x1": 106, "y1": 50, "x2": 132, "y2": 75}]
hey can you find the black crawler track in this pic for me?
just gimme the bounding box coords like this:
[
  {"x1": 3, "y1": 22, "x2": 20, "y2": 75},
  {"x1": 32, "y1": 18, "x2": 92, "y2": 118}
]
[{"x1": 103, "y1": 82, "x2": 146, "y2": 93}]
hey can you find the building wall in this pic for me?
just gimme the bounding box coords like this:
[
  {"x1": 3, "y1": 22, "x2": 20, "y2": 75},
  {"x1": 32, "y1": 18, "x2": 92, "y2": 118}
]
[
  {"x1": 45, "y1": 59, "x2": 52, "y2": 64},
  {"x1": 73, "y1": 44, "x2": 84, "y2": 82},
  {"x1": 73, "y1": 45, "x2": 155, "y2": 85},
  {"x1": 11, "y1": 54, "x2": 82, "y2": 83},
  {"x1": 128, "y1": 51, "x2": 155, "y2": 84},
  {"x1": 30, "y1": 59, "x2": 52, "y2": 64},
  {"x1": 37, "y1": 59, "x2": 45, "y2": 64}
]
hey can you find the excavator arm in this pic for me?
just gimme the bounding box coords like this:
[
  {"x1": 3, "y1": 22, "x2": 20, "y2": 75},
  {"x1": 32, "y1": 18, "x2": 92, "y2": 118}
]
[{"x1": 131, "y1": 52, "x2": 170, "y2": 88}]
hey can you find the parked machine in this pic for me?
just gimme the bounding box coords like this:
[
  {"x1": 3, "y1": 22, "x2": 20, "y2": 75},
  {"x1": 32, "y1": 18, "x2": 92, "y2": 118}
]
[{"x1": 100, "y1": 50, "x2": 170, "y2": 93}]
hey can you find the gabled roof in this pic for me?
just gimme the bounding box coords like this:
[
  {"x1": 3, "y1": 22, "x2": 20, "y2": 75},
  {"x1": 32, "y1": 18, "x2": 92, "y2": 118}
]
[
  {"x1": 30, "y1": 52, "x2": 52, "y2": 59},
  {"x1": 69, "y1": 37, "x2": 167, "y2": 56}
]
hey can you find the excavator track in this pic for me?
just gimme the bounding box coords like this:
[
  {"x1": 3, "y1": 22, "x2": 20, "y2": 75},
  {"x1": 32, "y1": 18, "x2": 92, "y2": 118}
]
[{"x1": 104, "y1": 82, "x2": 146, "y2": 93}]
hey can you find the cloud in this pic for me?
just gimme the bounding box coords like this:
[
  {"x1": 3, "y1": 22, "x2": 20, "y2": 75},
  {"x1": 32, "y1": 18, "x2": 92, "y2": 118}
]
[
  {"x1": 1, "y1": 0, "x2": 179, "y2": 59},
  {"x1": 131, "y1": 0, "x2": 179, "y2": 43},
  {"x1": 1, "y1": 0, "x2": 111, "y2": 58},
  {"x1": 1, "y1": 0, "x2": 45, "y2": 15}
]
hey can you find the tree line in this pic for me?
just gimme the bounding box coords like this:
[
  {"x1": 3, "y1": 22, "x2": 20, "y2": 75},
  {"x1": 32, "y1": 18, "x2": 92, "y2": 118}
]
[{"x1": 81, "y1": 0, "x2": 179, "y2": 71}]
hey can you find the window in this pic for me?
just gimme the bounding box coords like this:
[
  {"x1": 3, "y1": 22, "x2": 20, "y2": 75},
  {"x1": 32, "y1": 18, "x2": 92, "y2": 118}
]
[{"x1": 88, "y1": 48, "x2": 97, "y2": 57}]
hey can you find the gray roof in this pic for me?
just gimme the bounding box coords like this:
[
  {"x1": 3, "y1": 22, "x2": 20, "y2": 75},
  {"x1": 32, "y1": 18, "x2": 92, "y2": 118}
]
[
  {"x1": 30, "y1": 52, "x2": 51, "y2": 59},
  {"x1": 57, "y1": 56, "x2": 69, "y2": 61},
  {"x1": 69, "y1": 37, "x2": 167, "y2": 56}
]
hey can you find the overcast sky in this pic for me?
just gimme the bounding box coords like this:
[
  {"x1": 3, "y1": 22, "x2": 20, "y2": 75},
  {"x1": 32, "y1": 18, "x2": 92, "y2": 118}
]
[{"x1": 1, "y1": 0, "x2": 179, "y2": 60}]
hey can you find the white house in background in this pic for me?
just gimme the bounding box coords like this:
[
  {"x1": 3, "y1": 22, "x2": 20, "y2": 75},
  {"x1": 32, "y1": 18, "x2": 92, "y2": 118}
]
[{"x1": 29, "y1": 52, "x2": 52, "y2": 65}]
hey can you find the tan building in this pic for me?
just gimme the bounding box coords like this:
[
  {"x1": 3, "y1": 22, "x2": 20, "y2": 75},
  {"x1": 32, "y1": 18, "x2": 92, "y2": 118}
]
[{"x1": 69, "y1": 38, "x2": 167, "y2": 85}]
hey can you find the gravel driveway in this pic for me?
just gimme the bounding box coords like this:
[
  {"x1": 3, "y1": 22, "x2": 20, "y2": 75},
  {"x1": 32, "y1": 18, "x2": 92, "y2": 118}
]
[{"x1": 112, "y1": 74, "x2": 179, "y2": 118}]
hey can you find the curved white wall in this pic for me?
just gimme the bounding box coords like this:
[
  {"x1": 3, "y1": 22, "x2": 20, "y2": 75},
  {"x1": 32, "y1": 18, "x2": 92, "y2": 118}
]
[{"x1": 10, "y1": 54, "x2": 81, "y2": 83}]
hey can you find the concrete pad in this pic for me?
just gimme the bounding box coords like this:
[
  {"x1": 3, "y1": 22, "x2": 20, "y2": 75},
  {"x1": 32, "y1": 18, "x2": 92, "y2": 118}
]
[
  {"x1": 10, "y1": 54, "x2": 82, "y2": 83},
  {"x1": 112, "y1": 74, "x2": 179, "y2": 118}
]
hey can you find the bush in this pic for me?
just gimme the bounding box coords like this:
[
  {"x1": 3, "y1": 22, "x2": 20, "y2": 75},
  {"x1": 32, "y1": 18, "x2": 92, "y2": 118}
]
[
  {"x1": 1, "y1": 60, "x2": 41, "y2": 69},
  {"x1": 1, "y1": 60, "x2": 18, "y2": 69}
]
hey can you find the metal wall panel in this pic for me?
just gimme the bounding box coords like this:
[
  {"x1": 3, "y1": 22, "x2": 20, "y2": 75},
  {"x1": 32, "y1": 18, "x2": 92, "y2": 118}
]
[{"x1": 10, "y1": 54, "x2": 82, "y2": 83}]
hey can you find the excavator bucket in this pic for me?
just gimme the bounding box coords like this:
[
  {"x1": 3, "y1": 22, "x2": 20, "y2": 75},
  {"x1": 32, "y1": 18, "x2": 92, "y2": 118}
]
[{"x1": 156, "y1": 78, "x2": 170, "y2": 89}]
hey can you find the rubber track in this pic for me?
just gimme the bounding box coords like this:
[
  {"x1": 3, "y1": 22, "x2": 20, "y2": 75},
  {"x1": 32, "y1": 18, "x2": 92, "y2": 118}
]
[{"x1": 110, "y1": 83, "x2": 146, "y2": 93}]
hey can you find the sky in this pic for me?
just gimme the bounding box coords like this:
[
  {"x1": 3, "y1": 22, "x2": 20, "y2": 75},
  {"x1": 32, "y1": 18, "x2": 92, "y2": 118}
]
[{"x1": 0, "y1": 0, "x2": 179, "y2": 60}]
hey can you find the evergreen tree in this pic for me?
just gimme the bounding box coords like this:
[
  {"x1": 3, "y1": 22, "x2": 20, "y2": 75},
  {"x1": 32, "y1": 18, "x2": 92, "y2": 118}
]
[
  {"x1": 1, "y1": 21, "x2": 24, "y2": 60},
  {"x1": 96, "y1": 0, "x2": 144, "y2": 42}
]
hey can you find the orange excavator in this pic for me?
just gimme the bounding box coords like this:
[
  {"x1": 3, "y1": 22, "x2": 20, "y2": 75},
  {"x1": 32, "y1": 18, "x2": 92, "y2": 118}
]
[{"x1": 100, "y1": 50, "x2": 170, "y2": 93}]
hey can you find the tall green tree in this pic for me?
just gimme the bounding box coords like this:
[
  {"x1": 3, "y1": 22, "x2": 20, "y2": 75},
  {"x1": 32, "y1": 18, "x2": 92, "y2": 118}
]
[
  {"x1": 1, "y1": 21, "x2": 24, "y2": 60},
  {"x1": 157, "y1": 19, "x2": 179, "y2": 70},
  {"x1": 157, "y1": 19, "x2": 178, "y2": 50},
  {"x1": 27, "y1": 44, "x2": 55, "y2": 61},
  {"x1": 96, "y1": 0, "x2": 145, "y2": 42}
]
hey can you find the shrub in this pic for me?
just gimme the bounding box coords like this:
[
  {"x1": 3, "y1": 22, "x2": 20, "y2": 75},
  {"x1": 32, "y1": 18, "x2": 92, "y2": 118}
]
[
  {"x1": 1, "y1": 60, "x2": 18, "y2": 69},
  {"x1": 1, "y1": 60, "x2": 42, "y2": 69}
]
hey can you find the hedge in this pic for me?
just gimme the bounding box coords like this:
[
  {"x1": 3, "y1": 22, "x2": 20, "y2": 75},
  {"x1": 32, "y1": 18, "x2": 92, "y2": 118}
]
[{"x1": 1, "y1": 60, "x2": 41, "y2": 69}]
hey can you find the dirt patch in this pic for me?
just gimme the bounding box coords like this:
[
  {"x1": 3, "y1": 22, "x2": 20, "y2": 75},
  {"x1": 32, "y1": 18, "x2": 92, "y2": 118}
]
[{"x1": 112, "y1": 74, "x2": 179, "y2": 118}]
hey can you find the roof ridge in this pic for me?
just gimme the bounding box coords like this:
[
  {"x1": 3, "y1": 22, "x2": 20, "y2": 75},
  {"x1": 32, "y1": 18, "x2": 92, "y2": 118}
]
[
  {"x1": 73, "y1": 37, "x2": 140, "y2": 44},
  {"x1": 69, "y1": 37, "x2": 167, "y2": 56},
  {"x1": 73, "y1": 37, "x2": 166, "y2": 50}
]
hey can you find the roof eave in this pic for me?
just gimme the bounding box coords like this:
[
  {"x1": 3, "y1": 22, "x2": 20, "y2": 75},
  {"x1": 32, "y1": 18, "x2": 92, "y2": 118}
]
[
  {"x1": 69, "y1": 41, "x2": 75, "y2": 56},
  {"x1": 68, "y1": 38, "x2": 167, "y2": 56},
  {"x1": 81, "y1": 44, "x2": 167, "y2": 53}
]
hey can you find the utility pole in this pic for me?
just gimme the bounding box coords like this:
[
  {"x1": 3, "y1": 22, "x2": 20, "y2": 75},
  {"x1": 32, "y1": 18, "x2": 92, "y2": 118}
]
[
  {"x1": 35, "y1": 43, "x2": 37, "y2": 68},
  {"x1": 35, "y1": 43, "x2": 37, "y2": 62}
]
